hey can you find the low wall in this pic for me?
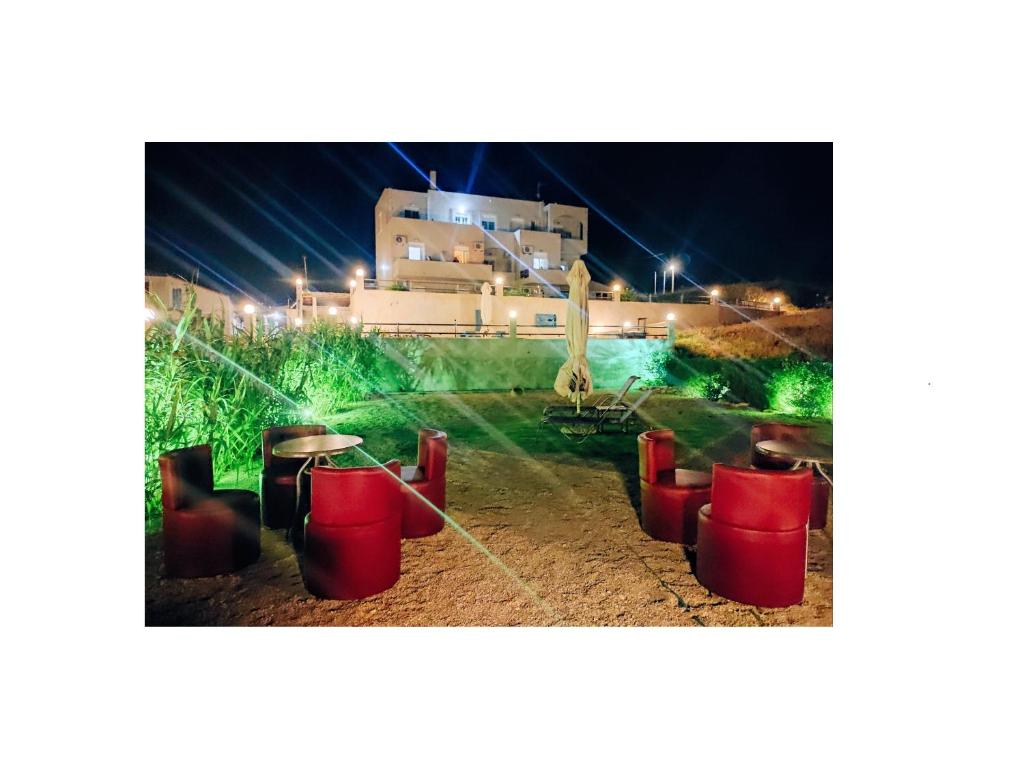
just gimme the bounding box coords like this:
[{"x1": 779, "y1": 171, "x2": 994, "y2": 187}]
[
  {"x1": 352, "y1": 285, "x2": 771, "y2": 335},
  {"x1": 378, "y1": 337, "x2": 664, "y2": 392}
]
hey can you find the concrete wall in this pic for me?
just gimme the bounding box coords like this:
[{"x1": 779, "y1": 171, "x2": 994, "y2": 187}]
[
  {"x1": 350, "y1": 285, "x2": 770, "y2": 335},
  {"x1": 380, "y1": 336, "x2": 664, "y2": 393}
]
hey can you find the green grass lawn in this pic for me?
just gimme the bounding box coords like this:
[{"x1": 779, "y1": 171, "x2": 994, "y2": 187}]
[{"x1": 308, "y1": 390, "x2": 827, "y2": 474}]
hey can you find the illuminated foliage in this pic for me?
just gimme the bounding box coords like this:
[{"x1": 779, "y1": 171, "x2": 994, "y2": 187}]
[
  {"x1": 144, "y1": 292, "x2": 393, "y2": 528},
  {"x1": 765, "y1": 360, "x2": 833, "y2": 420}
]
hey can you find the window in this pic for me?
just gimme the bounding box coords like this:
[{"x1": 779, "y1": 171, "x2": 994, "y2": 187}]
[
  {"x1": 510, "y1": 216, "x2": 524, "y2": 231},
  {"x1": 532, "y1": 253, "x2": 549, "y2": 270},
  {"x1": 171, "y1": 287, "x2": 183, "y2": 310},
  {"x1": 453, "y1": 245, "x2": 469, "y2": 263},
  {"x1": 408, "y1": 243, "x2": 424, "y2": 260},
  {"x1": 452, "y1": 211, "x2": 471, "y2": 225},
  {"x1": 403, "y1": 206, "x2": 420, "y2": 219},
  {"x1": 481, "y1": 214, "x2": 496, "y2": 231}
]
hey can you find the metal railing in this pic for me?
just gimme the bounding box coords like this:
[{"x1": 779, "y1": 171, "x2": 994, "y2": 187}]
[{"x1": 355, "y1": 322, "x2": 671, "y2": 340}]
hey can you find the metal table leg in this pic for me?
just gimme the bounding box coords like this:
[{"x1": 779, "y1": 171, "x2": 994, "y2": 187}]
[{"x1": 286, "y1": 456, "x2": 314, "y2": 543}]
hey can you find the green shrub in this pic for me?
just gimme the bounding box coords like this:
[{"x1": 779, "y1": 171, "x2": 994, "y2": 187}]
[
  {"x1": 765, "y1": 359, "x2": 833, "y2": 420},
  {"x1": 144, "y1": 289, "x2": 393, "y2": 529}
]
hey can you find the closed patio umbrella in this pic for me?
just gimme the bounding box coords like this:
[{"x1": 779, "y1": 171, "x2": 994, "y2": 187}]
[{"x1": 554, "y1": 259, "x2": 592, "y2": 413}]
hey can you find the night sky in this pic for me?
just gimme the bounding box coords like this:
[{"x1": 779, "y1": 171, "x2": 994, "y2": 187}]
[{"x1": 145, "y1": 143, "x2": 832, "y2": 305}]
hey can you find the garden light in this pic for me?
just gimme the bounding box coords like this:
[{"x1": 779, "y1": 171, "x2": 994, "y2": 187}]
[
  {"x1": 349, "y1": 315, "x2": 359, "y2": 325},
  {"x1": 623, "y1": 320, "x2": 632, "y2": 328},
  {"x1": 509, "y1": 310, "x2": 517, "y2": 319},
  {"x1": 773, "y1": 296, "x2": 782, "y2": 304},
  {"x1": 612, "y1": 283, "x2": 621, "y2": 292},
  {"x1": 243, "y1": 303, "x2": 255, "y2": 315},
  {"x1": 296, "y1": 278, "x2": 304, "y2": 287},
  {"x1": 355, "y1": 268, "x2": 365, "y2": 278},
  {"x1": 666, "y1": 312, "x2": 675, "y2": 321},
  {"x1": 328, "y1": 306, "x2": 337, "y2": 316},
  {"x1": 495, "y1": 276, "x2": 504, "y2": 285},
  {"x1": 349, "y1": 279, "x2": 357, "y2": 289},
  {"x1": 294, "y1": 317, "x2": 303, "y2": 327},
  {"x1": 710, "y1": 288, "x2": 720, "y2": 297}
]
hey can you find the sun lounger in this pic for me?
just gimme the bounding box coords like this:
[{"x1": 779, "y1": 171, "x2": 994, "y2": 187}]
[{"x1": 541, "y1": 388, "x2": 654, "y2": 441}]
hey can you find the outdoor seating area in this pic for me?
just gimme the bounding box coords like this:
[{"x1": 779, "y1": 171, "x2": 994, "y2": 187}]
[
  {"x1": 153, "y1": 399, "x2": 832, "y2": 619},
  {"x1": 158, "y1": 427, "x2": 451, "y2": 600}
]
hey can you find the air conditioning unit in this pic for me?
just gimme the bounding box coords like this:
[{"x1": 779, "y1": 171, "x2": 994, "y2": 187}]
[
  {"x1": 394, "y1": 235, "x2": 406, "y2": 245},
  {"x1": 472, "y1": 241, "x2": 484, "y2": 251},
  {"x1": 522, "y1": 245, "x2": 534, "y2": 255}
]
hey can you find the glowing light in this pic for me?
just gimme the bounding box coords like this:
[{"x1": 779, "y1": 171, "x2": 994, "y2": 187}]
[
  {"x1": 710, "y1": 288, "x2": 720, "y2": 297},
  {"x1": 666, "y1": 313, "x2": 676, "y2": 321},
  {"x1": 623, "y1": 320, "x2": 632, "y2": 328},
  {"x1": 612, "y1": 284, "x2": 621, "y2": 292},
  {"x1": 355, "y1": 268, "x2": 365, "y2": 278},
  {"x1": 243, "y1": 303, "x2": 255, "y2": 315},
  {"x1": 144, "y1": 308, "x2": 156, "y2": 322},
  {"x1": 294, "y1": 317, "x2": 303, "y2": 327},
  {"x1": 773, "y1": 296, "x2": 782, "y2": 304},
  {"x1": 509, "y1": 310, "x2": 517, "y2": 319},
  {"x1": 328, "y1": 306, "x2": 337, "y2": 316},
  {"x1": 349, "y1": 279, "x2": 357, "y2": 290},
  {"x1": 349, "y1": 316, "x2": 359, "y2": 325},
  {"x1": 296, "y1": 277, "x2": 304, "y2": 287},
  {"x1": 495, "y1": 276, "x2": 504, "y2": 285},
  {"x1": 381, "y1": 263, "x2": 390, "y2": 272}
]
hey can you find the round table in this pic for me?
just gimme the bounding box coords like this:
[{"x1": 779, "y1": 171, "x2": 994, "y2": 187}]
[
  {"x1": 754, "y1": 439, "x2": 833, "y2": 487},
  {"x1": 272, "y1": 434, "x2": 364, "y2": 539}
]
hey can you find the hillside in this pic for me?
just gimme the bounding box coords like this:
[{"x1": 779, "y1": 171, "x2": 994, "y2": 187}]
[{"x1": 676, "y1": 308, "x2": 832, "y2": 359}]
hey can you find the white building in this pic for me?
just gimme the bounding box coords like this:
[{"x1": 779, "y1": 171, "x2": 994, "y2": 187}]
[
  {"x1": 374, "y1": 171, "x2": 602, "y2": 297},
  {"x1": 145, "y1": 275, "x2": 235, "y2": 324}
]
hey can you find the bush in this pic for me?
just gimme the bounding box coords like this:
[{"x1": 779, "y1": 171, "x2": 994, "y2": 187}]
[
  {"x1": 144, "y1": 289, "x2": 392, "y2": 528},
  {"x1": 765, "y1": 359, "x2": 833, "y2": 420}
]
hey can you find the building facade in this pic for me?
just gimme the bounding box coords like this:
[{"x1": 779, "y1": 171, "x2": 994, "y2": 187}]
[{"x1": 374, "y1": 172, "x2": 598, "y2": 297}]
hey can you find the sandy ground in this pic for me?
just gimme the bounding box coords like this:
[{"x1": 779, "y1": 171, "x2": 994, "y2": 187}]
[{"x1": 145, "y1": 444, "x2": 832, "y2": 627}]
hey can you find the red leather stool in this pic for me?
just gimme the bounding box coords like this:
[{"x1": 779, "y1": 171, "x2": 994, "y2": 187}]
[
  {"x1": 159, "y1": 444, "x2": 261, "y2": 578},
  {"x1": 696, "y1": 464, "x2": 812, "y2": 607},
  {"x1": 399, "y1": 428, "x2": 448, "y2": 538},
  {"x1": 638, "y1": 429, "x2": 712, "y2": 546},
  {"x1": 260, "y1": 424, "x2": 327, "y2": 529},
  {"x1": 302, "y1": 461, "x2": 403, "y2": 600},
  {"x1": 750, "y1": 422, "x2": 831, "y2": 530}
]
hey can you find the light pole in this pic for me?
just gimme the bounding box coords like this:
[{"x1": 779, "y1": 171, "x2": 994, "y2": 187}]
[{"x1": 669, "y1": 263, "x2": 676, "y2": 294}]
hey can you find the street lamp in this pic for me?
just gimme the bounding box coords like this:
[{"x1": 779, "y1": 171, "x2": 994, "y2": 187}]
[
  {"x1": 349, "y1": 279, "x2": 357, "y2": 290},
  {"x1": 355, "y1": 268, "x2": 365, "y2": 279},
  {"x1": 612, "y1": 283, "x2": 621, "y2": 292},
  {"x1": 296, "y1": 278, "x2": 303, "y2": 288},
  {"x1": 669, "y1": 261, "x2": 678, "y2": 293},
  {"x1": 243, "y1": 303, "x2": 255, "y2": 315},
  {"x1": 495, "y1": 276, "x2": 504, "y2": 285},
  {"x1": 710, "y1": 288, "x2": 720, "y2": 297}
]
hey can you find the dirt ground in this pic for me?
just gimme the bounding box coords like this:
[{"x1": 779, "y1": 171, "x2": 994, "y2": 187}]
[{"x1": 146, "y1": 401, "x2": 832, "y2": 626}]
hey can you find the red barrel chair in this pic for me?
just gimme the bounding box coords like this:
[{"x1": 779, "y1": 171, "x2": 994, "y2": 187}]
[
  {"x1": 695, "y1": 464, "x2": 812, "y2": 608},
  {"x1": 750, "y1": 422, "x2": 831, "y2": 530},
  {"x1": 637, "y1": 429, "x2": 712, "y2": 546},
  {"x1": 303, "y1": 461, "x2": 404, "y2": 600},
  {"x1": 159, "y1": 444, "x2": 261, "y2": 578},
  {"x1": 260, "y1": 424, "x2": 327, "y2": 530},
  {"x1": 399, "y1": 428, "x2": 448, "y2": 538}
]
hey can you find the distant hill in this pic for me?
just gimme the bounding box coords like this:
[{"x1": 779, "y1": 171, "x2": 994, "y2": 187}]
[{"x1": 676, "y1": 308, "x2": 832, "y2": 359}]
